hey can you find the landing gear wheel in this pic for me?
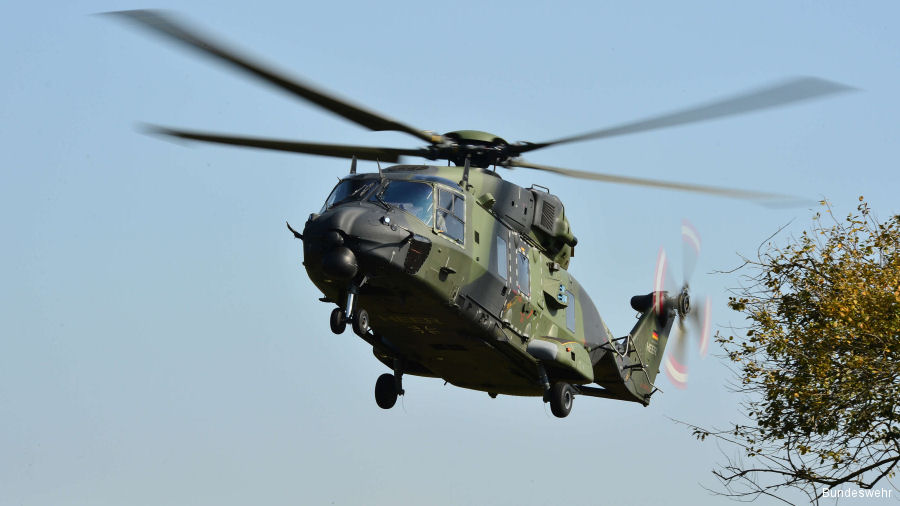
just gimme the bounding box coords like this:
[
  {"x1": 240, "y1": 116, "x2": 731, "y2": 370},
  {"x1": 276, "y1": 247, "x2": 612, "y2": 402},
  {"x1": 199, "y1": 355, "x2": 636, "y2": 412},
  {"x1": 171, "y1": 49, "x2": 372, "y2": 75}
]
[
  {"x1": 549, "y1": 382, "x2": 574, "y2": 418},
  {"x1": 352, "y1": 308, "x2": 370, "y2": 337},
  {"x1": 375, "y1": 373, "x2": 398, "y2": 409},
  {"x1": 329, "y1": 307, "x2": 346, "y2": 334}
]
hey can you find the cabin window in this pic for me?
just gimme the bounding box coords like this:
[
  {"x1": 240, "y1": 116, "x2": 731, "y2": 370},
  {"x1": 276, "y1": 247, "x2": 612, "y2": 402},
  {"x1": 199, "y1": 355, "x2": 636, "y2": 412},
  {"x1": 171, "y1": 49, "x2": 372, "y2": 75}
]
[
  {"x1": 375, "y1": 180, "x2": 435, "y2": 227},
  {"x1": 322, "y1": 178, "x2": 376, "y2": 212},
  {"x1": 436, "y1": 188, "x2": 465, "y2": 244},
  {"x1": 495, "y1": 235, "x2": 508, "y2": 280},
  {"x1": 516, "y1": 250, "x2": 530, "y2": 296},
  {"x1": 565, "y1": 290, "x2": 576, "y2": 332}
]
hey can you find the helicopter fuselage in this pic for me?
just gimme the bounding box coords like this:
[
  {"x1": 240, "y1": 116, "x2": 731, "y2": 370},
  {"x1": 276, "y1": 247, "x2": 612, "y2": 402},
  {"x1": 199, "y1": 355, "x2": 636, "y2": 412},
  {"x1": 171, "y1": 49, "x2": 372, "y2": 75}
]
[{"x1": 301, "y1": 164, "x2": 673, "y2": 404}]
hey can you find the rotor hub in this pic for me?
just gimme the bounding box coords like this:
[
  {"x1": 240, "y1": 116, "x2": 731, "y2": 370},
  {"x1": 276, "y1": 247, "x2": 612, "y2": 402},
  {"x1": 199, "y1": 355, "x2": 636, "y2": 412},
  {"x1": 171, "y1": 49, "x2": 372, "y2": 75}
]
[
  {"x1": 677, "y1": 288, "x2": 691, "y2": 317},
  {"x1": 439, "y1": 130, "x2": 512, "y2": 167}
]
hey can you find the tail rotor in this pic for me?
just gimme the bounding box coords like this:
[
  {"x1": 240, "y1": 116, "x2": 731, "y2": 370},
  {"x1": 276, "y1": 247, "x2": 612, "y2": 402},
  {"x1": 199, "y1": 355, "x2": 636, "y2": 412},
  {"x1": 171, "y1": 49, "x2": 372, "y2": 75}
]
[{"x1": 657, "y1": 220, "x2": 711, "y2": 389}]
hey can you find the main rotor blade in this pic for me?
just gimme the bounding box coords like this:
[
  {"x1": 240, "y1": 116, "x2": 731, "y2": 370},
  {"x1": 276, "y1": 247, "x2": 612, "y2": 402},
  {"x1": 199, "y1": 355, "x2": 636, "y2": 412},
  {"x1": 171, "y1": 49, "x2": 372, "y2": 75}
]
[
  {"x1": 506, "y1": 159, "x2": 805, "y2": 206},
  {"x1": 106, "y1": 10, "x2": 438, "y2": 144},
  {"x1": 144, "y1": 125, "x2": 429, "y2": 162},
  {"x1": 516, "y1": 77, "x2": 854, "y2": 154}
]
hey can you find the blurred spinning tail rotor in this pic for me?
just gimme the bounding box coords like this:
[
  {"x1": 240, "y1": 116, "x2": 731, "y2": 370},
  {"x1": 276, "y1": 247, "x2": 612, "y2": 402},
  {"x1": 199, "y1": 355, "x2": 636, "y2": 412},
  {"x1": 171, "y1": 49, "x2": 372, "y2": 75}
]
[{"x1": 655, "y1": 220, "x2": 712, "y2": 390}]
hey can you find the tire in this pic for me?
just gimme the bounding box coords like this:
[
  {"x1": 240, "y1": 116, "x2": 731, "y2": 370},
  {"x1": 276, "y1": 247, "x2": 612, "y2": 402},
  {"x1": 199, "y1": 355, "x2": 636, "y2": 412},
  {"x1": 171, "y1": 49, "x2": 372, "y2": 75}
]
[
  {"x1": 352, "y1": 308, "x2": 370, "y2": 337},
  {"x1": 549, "y1": 382, "x2": 574, "y2": 418},
  {"x1": 330, "y1": 307, "x2": 346, "y2": 335},
  {"x1": 375, "y1": 373, "x2": 398, "y2": 409}
]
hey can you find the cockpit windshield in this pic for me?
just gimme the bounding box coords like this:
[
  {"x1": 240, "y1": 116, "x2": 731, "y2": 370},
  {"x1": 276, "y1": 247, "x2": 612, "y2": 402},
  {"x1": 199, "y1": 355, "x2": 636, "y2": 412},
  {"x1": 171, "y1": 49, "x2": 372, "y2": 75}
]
[
  {"x1": 373, "y1": 180, "x2": 434, "y2": 227},
  {"x1": 322, "y1": 178, "x2": 377, "y2": 211}
]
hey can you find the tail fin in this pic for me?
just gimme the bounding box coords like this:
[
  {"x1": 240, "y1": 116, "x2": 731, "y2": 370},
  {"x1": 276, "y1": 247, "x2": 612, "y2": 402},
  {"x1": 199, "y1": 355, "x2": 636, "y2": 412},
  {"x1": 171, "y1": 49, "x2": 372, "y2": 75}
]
[
  {"x1": 622, "y1": 292, "x2": 675, "y2": 401},
  {"x1": 591, "y1": 292, "x2": 674, "y2": 405}
]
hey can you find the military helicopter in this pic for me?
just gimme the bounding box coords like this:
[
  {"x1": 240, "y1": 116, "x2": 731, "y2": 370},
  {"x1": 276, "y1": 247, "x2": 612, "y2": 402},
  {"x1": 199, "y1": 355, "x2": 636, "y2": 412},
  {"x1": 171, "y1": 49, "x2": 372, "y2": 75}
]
[{"x1": 109, "y1": 10, "x2": 851, "y2": 417}]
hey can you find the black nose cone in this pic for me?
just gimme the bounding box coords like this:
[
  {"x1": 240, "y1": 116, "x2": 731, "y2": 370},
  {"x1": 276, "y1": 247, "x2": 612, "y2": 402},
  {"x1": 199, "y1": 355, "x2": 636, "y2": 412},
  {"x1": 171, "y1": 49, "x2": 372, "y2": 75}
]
[{"x1": 322, "y1": 246, "x2": 358, "y2": 280}]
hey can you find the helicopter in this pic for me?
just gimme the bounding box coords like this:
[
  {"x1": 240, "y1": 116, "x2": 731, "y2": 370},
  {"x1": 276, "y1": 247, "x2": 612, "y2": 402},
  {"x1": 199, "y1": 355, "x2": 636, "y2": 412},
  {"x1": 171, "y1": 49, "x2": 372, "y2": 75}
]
[{"x1": 108, "y1": 10, "x2": 852, "y2": 417}]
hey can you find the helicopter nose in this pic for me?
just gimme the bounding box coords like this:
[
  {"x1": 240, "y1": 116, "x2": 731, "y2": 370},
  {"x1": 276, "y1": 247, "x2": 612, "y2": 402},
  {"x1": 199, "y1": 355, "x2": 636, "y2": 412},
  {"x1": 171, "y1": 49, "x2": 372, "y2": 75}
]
[
  {"x1": 309, "y1": 213, "x2": 361, "y2": 280},
  {"x1": 322, "y1": 245, "x2": 358, "y2": 280},
  {"x1": 303, "y1": 204, "x2": 392, "y2": 283}
]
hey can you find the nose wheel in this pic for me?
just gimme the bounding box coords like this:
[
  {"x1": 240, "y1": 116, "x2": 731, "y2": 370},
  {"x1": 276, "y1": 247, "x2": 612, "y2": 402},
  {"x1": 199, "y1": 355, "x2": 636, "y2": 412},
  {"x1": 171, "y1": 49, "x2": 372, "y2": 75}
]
[
  {"x1": 329, "y1": 307, "x2": 346, "y2": 334},
  {"x1": 329, "y1": 284, "x2": 370, "y2": 337},
  {"x1": 352, "y1": 308, "x2": 370, "y2": 337},
  {"x1": 329, "y1": 306, "x2": 369, "y2": 336}
]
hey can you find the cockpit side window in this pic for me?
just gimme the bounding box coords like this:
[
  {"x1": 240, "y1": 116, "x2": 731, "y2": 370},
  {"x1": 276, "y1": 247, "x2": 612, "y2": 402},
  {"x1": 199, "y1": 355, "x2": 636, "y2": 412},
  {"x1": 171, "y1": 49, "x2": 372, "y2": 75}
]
[
  {"x1": 322, "y1": 178, "x2": 376, "y2": 212},
  {"x1": 495, "y1": 234, "x2": 508, "y2": 280},
  {"x1": 516, "y1": 249, "x2": 530, "y2": 297},
  {"x1": 436, "y1": 188, "x2": 464, "y2": 244},
  {"x1": 375, "y1": 180, "x2": 435, "y2": 226}
]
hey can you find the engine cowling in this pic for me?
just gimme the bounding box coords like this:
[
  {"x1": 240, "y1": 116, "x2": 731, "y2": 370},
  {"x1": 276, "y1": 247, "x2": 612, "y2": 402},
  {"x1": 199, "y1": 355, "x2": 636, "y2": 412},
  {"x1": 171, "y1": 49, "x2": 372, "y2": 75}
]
[{"x1": 529, "y1": 190, "x2": 577, "y2": 268}]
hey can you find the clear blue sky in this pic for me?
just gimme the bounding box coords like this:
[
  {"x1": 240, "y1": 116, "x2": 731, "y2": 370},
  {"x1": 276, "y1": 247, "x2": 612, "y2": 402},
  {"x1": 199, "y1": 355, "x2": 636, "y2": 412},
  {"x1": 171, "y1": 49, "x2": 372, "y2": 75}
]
[{"x1": 2, "y1": 2, "x2": 898, "y2": 505}]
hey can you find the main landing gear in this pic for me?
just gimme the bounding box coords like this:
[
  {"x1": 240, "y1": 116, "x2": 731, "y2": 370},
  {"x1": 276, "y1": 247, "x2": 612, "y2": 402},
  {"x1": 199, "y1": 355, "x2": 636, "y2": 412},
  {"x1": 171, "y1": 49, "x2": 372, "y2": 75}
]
[
  {"x1": 547, "y1": 382, "x2": 575, "y2": 418},
  {"x1": 537, "y1": 364, "x2": 575, "y2": 418},
  {"x1": 375, "y1": 360, "x2": 405, "y2": 410}
]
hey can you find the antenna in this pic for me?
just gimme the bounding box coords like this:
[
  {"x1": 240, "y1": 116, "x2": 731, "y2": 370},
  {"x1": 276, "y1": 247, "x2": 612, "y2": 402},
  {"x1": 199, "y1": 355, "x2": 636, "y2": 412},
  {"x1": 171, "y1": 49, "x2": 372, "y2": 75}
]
[
  {"x1": 350, "y1": 156, "x2": 357, "y2": 175},
  {"x1": 461, "y1": 155, "x2": 471, "y2": 188},
  {"x1": 376, "y1": 159, "x2": 383, "y2": 177}
]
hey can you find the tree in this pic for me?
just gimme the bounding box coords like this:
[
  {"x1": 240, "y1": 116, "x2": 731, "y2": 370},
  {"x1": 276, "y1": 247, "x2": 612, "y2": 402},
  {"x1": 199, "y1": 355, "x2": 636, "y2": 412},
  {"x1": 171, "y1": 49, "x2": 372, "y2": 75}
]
[{"x1": 685, "y1": 198, "x2": 900, "y2": 504}]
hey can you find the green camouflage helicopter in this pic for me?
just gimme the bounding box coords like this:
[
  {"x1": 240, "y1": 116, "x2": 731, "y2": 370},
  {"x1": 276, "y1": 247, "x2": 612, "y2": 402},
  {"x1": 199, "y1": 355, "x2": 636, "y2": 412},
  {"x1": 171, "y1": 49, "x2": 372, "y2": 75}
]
[{"x1": 110, "y1": 10, "x2": 851, "y2": 417}]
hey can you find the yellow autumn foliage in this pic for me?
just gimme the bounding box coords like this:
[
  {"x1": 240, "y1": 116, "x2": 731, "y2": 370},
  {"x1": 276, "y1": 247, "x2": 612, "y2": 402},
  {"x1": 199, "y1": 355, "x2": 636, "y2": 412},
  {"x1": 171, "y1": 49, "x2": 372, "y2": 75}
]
[{"x1": 690, "y1": 198, "x2": 900, "y2": 499}]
